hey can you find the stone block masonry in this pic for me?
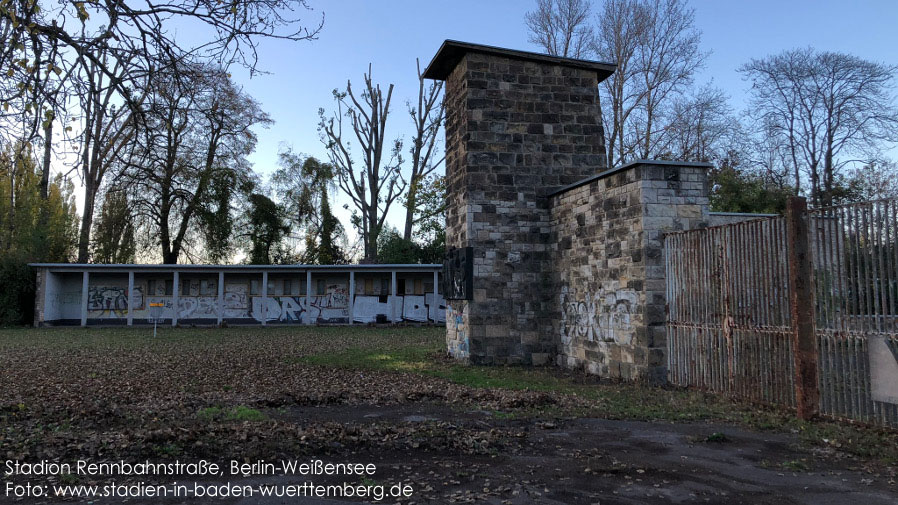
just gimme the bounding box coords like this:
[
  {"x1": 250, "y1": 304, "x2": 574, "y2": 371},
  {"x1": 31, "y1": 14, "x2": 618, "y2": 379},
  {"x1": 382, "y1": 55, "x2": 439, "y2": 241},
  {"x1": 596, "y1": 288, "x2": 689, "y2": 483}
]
[
  {"x1": 425, "y1": 40, "x2": 614, "y2": 365},
  {"x1": 549, "y1": 161, "x2": 711, "y2": 382},
  {"x1": 426, "y1": 40, "x2": 713, "y2": 382}
]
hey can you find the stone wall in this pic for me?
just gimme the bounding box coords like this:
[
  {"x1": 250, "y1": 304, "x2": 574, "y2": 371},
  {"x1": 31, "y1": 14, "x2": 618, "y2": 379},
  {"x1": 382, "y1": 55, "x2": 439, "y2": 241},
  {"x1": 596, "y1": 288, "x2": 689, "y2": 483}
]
[
  {"x1": 427, "y1": 41, "x2": 715, "y2": 382},
  {"x1": 548, "y1": 161, "x2": 710, "y2": 382},
  {"x1": 433, "y1": 43, "x2": 610, "y2": 365}
]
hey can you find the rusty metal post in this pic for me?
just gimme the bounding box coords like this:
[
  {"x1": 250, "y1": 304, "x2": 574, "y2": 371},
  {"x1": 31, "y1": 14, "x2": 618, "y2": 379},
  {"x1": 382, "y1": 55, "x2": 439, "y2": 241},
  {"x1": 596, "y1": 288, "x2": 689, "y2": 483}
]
[{"x1": 786, "y1": 197, "x2": 819, "y2": 419}]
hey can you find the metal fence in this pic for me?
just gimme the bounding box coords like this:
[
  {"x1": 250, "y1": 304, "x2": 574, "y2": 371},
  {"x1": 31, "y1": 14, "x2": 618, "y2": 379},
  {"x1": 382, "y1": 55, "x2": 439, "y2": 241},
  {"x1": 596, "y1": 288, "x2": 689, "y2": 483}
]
[
  {"x1": 665, "y1": 198, "x2": 898, "y2": 428},
  {"x1": 810, "y1": 200, "x2": 898, "y2": 426},
  {"x1": 666, "y1": 217, "x2": 796, "y2": 407}
]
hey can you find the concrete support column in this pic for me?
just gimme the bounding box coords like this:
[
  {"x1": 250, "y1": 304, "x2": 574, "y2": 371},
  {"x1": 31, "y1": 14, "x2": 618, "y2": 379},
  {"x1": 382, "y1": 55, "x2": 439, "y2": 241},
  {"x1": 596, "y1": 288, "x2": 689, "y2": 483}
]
[
  {"x1": 127, "y1": 271, "x2": 135, "y2": 326},
  {"x1": 172, "y1": 271, "x2": 179, "y2": 327},
  {"x1": 348, "y1": 271, "x2": 355, "y2": 325},
  {"x1": 80, "y1": 271, "x2": 89, "y2": 327},
  {"x1": 391, "y1": 271, "x2": 398, "y2": 323},
  {"x1": 217, "y1": 271, "x2": 224, "y2": 326},
  {"x1": 261, "y1": 271, "x2": 268, "y2": 326},
  {"x1": 41, "y1": 270, "x2": 54, "y2": 326},
  {"x1": 433, "y1": 270, "x2": 439, "y2": 323},
  {"x1": 305, "y1": 271, "x2": 313, "y2": 325}
]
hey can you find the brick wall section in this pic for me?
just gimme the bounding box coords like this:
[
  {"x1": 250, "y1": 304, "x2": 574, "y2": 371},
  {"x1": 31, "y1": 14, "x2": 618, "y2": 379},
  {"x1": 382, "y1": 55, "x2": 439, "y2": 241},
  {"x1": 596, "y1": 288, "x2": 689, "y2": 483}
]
[
  {"x1": 441, "y1": 50, "x2": 608, "y2": 365},
  {"x1": 549, "y1": 161, "x2": 710, "y2": 382}
]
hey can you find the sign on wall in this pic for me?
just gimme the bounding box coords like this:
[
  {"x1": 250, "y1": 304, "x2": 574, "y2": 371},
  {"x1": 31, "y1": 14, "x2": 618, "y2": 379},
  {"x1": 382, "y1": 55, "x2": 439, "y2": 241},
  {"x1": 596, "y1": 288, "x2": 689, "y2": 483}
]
[{"x1": 443, "y1": 247, "x2": 473, "y2": 300}]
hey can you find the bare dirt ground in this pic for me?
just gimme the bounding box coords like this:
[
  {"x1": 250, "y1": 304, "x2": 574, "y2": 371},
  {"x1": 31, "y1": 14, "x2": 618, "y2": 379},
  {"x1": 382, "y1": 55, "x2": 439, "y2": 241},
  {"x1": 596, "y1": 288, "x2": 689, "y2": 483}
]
[{"x1": 1, "y1": 326, "x2": 896, "y2": 504}]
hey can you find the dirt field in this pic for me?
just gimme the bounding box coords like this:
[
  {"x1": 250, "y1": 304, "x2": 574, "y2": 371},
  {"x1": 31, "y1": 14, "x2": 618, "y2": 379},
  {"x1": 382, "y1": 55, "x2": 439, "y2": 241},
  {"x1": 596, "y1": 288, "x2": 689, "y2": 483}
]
[{"x1": 0, "y1": 326, "x2": 896, "y2": 504}]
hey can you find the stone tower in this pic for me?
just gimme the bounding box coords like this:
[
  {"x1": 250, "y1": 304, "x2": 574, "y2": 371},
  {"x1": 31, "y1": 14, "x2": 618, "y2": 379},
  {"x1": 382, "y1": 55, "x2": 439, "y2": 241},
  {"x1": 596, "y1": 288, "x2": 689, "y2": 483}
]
[{"x1": 424, "y1": 40, "x2": 616, "y2": 365}]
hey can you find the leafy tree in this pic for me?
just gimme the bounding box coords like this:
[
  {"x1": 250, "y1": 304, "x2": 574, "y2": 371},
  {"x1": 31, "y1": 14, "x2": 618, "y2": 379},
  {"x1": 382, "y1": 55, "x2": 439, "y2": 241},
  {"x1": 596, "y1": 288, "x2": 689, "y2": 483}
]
[
  {"x1": 198, "y1": 169, "x2": 246, "y2": 264},
  {"x1": 377, "y1": 227, "x2": 420, "y2": 264},
  {"x1": 709, "y1": 164, "x2": 794, "y2": 214},
  {"x1": 377, "y1": 176, "x2": 446, "y2": 265},
  {"x1": 0, "y1": 143, "x2": 77, "y2": 258},
  {"x1": 247, "y1": 193, "x2": 289, "y2": 265},
  {"x1": 0, "y1": 142, "x2": 78, "y2": 324},
  {"x1": 409, "y1": 174, "x2": 446, "y2": 263},
  {"x1": 92, "y1": 188, "x2": 136, "y2": 264}
]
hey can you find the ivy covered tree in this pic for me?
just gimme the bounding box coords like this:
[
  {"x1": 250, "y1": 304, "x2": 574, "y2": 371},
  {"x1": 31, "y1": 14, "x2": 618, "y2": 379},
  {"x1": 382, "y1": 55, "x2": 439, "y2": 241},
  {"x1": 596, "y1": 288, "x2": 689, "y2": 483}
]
[
  {"x1": 273, "y1": 150, "x2": 346, "y2": 264},
  {"x1": 246, "y1": 193, "x2": 289, "y2": 265}
]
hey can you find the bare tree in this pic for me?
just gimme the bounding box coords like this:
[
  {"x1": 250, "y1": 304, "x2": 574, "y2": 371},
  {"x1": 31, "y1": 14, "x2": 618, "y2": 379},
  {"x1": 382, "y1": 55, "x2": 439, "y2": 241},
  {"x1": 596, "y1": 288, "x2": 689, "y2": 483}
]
[
  {"x1": 0, "y1": 0, "x2": 323, "y2": 113},
  {"x1": 665, "y1": 84, "x2": 740, "y2": 162},
  {"x1": 850, "y1": 160, "x2": 898, "y2": 201},
  {"x1": 593, "y1": 0, "x2": 644, "y2": 167},
  {"x1": 74, "y1": 55, "x2": 143, "y2": 263},
  {"x1": 1, "y1": 0, "x2": 321, "y2": 262},
  {"x1": 593, "y1": 0, "x2": 706, "y2": 166},
  {"x1": 403, "y1": 59, "x2": 444, "y2": 241},
  {"x1": 525, "y1": 0, "x2": 595, "y2": 58},
  {"x1": 741, "y1": 48, "x2": 898, "y2": 207},
  {"x1": 319, "y1": 66, "x2": 405, "y2": 262}
]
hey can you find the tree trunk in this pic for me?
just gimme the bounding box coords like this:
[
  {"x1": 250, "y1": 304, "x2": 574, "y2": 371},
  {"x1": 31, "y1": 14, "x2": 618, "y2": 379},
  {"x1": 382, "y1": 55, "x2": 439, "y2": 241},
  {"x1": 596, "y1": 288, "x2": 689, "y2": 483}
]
[
  {"x1": 40, "y1": 121, "x2": 52, "y2": 202},
  {"x1": 77, "y1": 178, "x2": 96, "y2": 263},
  {"x1": 403, "y1": 177, "x2": 417, "y2": 241},
  {"x1": 366, "y1": 204, "x2": 378, "y2": 262}
]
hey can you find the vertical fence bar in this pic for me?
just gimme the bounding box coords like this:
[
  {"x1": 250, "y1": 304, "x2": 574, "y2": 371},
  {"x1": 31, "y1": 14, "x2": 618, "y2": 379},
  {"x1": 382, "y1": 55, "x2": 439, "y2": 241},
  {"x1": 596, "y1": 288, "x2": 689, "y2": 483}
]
[{"x1": 787, "y1": 197, "x2": 819, "y2": 420}]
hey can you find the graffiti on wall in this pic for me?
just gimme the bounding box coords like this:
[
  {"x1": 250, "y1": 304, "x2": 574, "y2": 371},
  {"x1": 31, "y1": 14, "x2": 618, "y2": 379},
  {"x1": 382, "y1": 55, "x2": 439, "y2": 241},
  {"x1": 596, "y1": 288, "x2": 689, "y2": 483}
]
[
  {"x1": 447, "y1": 303, "x2": 469, "y2": 358},
  {"x1": 223, "y1": 283, "x2": 249, "y2": 318},
  {"x1": 87, "y1": 285, "x2": 144, "y2": 317},
  {"x1": 559, "y1": 286, "x2": 637, "y2": 345},
  {"x1": 74, "y1": 279, "x2": 446, "y2": 324},
  {"x1": 252, "y1": 293, "x2": 349, "y2": 323},
  {"x1": 143, "y1": 296, "x2": 218, "y2": 319}
]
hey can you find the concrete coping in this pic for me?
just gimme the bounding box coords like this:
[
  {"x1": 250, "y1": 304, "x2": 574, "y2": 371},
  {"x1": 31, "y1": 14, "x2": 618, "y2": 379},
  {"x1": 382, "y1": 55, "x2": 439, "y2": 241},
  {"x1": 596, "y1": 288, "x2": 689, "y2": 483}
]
[
  {"x1": 423, "y1": 39, "x2": 616, "y2": 82},
  {"x1": 709, "y1": 211, "x2": 780, "y2": 217},
  {"x1": 28, "y1": 263, "x2": 442, "y2": 273},
  {"x1": 547, "y1": 159, "x2": 714, "y2": 198}
]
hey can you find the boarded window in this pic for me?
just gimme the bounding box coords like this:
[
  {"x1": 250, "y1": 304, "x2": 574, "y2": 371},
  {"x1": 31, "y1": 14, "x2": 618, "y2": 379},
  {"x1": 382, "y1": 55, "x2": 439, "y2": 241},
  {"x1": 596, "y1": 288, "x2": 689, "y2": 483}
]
[{"x1": 200, "y1": 279, "x2": 216, "y2": 296}]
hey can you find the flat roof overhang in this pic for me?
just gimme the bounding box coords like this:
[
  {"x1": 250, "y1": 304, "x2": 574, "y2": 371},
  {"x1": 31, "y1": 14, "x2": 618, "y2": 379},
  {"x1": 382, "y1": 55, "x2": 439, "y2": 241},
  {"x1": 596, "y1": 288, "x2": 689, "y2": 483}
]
[
  {"x1": 423, "y1": 39, "x2": 616, "y2": 83},
  {"x1": 29, "y1": 263, "x2": 442, "y2": 274}
]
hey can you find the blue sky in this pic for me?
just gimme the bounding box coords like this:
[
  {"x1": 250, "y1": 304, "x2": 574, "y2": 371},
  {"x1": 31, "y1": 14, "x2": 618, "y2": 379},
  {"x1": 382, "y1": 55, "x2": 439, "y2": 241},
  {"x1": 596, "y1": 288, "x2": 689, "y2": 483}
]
[{"x1": 229, "y1": 0, "x2": 898, "y2": 236}]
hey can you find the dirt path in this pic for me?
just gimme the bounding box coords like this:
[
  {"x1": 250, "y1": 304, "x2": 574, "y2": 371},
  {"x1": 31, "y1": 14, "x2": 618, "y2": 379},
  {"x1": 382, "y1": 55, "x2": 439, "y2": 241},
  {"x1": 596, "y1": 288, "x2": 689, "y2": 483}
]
[{"x1": 86, "y1": 403, "x2": 896, "y2": 505}]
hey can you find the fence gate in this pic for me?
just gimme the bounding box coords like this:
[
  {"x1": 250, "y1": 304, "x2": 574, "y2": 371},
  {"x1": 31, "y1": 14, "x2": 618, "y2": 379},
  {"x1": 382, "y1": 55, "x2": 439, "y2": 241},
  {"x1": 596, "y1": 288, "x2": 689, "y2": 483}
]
[{"x1": 665, "y1": 198, "x2": 898, "y2": 428}]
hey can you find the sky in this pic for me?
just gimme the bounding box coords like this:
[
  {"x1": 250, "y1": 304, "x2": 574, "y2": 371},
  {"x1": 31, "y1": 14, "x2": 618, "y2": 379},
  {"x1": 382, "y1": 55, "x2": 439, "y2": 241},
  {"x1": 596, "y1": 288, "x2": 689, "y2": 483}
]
[
  {"x1": 59, "y1": 0, "x2": 898, "y2": 252},
  {"x1": 223, "y1": 0, "x2": 898, "y2": 243}
]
